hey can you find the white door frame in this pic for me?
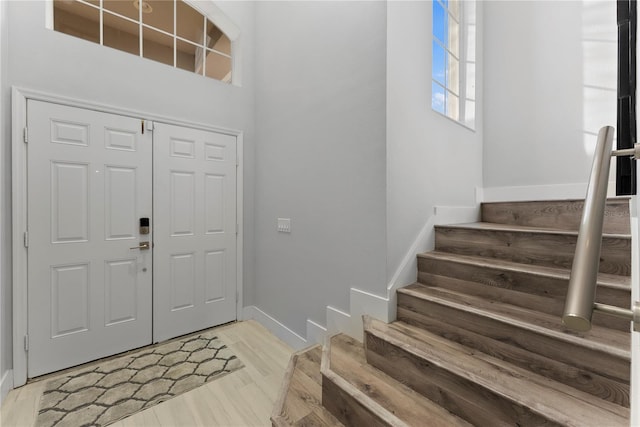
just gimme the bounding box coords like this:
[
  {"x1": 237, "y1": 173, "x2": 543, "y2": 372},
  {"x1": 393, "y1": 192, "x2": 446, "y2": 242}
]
[{"x1": 11, "y1": 86, "x2": 244, "y2": 387}]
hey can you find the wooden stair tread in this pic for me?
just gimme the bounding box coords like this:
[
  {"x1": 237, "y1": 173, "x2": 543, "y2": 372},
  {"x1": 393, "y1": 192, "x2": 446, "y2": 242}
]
[
  {"x1": 434, "y1": 222, "x2": 631, "y2": 276},
  {"x1": 272, "y1": 345, "x2": 343, "y2": 427},
  {"x1": 365, "y1": 316, "x2": 630, "y2": 427},
  {"x1": 481, "y1": 198, "x2": 630, "y2": 234},
  {"x1": 322, "y1": 334, "x2": 471, "y2": 427},
  {"x1": 398, "y1": 283, "x2": 631, "y2": 357},
  {"x1": 417, "y1": 251, "x2": 631, "y2": 290},
  {"x1": 436, "y1": 221, "x2": 631, "y2": 239}
]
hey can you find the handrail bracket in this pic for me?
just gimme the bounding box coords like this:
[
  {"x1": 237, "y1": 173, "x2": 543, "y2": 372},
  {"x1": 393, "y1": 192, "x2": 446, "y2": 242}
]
[{"x1": 593, "y1": 302, "x2": 640, "y2": 332}]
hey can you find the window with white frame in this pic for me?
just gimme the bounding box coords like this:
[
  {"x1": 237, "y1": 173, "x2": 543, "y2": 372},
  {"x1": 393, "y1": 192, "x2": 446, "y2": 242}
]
[
  {"x1": 432, "y1": 0, "x2": 476, "y2": 128},
  {"x1": 52, "y1": 0, "x2": 233, "y2": 83}
]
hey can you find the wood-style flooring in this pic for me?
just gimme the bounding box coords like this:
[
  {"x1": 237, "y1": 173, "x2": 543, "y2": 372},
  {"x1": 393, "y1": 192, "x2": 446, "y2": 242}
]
[{"x1": 0, "y1": 320, "x2": 294, "y2": 427}]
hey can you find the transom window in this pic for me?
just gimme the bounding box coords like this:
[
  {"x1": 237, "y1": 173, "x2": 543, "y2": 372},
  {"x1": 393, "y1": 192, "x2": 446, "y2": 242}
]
[
  {"x1": 432, "y1": 0, "x2": 476, "y2": 129},
  {"x1": 52, "y1": 0, "x2": 233, "y2": 83}
]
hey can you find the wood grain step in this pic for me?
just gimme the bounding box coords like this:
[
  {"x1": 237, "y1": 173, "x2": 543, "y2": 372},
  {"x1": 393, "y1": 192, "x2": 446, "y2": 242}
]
[
  {"x1": 481, "y1": 198, "x2": 630, "y2": 234},
  {"x1": 417, "y1": 251, "x2": 631, "y2": 331},
  {"x1": 435, "y1": 222, "x2": 631, "y2": 275},
  {"x1": 397, "y1": 283, "x2": 630, "y2": 406},
  {"x1": 272, "y1": 345, "x2": 343, "y2": 427},
  {"x1": 364, "y1": 316, "x2": 629, "y2": 427},
  {"x1": 320, "y1": 334, "x2": 471, "y2": 427}
]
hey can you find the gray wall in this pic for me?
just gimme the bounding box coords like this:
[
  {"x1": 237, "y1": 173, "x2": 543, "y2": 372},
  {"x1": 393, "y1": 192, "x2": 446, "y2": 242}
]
[
  {"x1": 253, "y1": 1, "x2": 388, "y2": 337},
  {"x1": 483, "y1": 0, "x2": 617, "y2": 190},
  {"x1": 0, "y1": 0, "x2": 8, "y2": 392},
  {"x1": 386, "y1": 1, "x2": 484, "y2": 284},
  {"x1": 0, "y1": 0, "x2": 255, "y2": 385}
]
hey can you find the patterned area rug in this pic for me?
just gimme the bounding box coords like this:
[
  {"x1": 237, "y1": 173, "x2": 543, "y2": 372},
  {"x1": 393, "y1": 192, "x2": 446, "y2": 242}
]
[{"x1": 35, "y1": 330, "x2": 243, "y2": 427}]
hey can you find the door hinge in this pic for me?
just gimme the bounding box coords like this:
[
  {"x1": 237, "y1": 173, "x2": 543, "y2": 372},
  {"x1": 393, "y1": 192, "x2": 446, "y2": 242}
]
[
  {"x1": 23, "y1": 231, "x2": 28, "y2": 248},
  {"x1": 23, "y1": 127, "x2": 28, "y2": 143},
  {"x1": 24, "y1": 335, "x2": 29, "y2": 351},
  {"x1": 146, "y1": 121, "x2": 154, "y2": 132}
]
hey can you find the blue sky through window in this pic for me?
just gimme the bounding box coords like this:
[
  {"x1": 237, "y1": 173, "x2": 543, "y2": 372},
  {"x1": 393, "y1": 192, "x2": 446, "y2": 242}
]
[
  {"x1": 432, "y1": 0, "x2": 451, "y2": 115},
  {"x1": 433, "y1": 1, "x2": 448, "y2": 44},
  {"x1": 432, "y1": 40, "x2": 446, "y2": 85}
]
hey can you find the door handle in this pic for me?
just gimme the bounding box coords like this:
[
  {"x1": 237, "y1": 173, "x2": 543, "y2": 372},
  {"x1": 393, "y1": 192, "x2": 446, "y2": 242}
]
[{"x1": 130, "y1": 241, "x2": 150, "y2": 250}]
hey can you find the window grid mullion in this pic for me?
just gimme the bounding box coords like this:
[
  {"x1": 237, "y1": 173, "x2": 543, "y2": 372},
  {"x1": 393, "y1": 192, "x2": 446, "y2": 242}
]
[
  {"x1": 458, "y1": 1, "x2": 466, "y2": 122},
  {"x1": 202, "y1": 15, "x2": 207, "y2": 76},
  {"x1": 138, "y1": 0, "x2": 143, "y2": 59},
  {"x1": 99, "y1": 0, "x2": 104, "y2": 46},
  {"x1": 433, "y1": 37, "x2": 459, "y2": 62}
]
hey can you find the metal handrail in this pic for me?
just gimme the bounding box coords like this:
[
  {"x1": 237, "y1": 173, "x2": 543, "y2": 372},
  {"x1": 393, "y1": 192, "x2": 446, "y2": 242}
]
[{"x1": 562, "y1": 126, "x2": 640, "y2": 332}]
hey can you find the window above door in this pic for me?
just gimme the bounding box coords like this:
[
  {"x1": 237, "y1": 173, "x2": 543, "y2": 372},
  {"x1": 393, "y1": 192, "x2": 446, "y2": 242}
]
[{"x1": 51, "y1": 0, "x2": 233, "y2": 83}]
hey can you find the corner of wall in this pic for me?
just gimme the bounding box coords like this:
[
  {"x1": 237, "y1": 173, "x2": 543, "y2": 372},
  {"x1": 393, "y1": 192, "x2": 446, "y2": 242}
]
[
  {"x1": 241, "y1": 306, "x2": 307, "y2": 350},
  {"x1": 386, "y1": 204, "x2": 480, "y2": 297},
  {"x1": 0, "y1": 369, "x2": 13, "y2": 406}
]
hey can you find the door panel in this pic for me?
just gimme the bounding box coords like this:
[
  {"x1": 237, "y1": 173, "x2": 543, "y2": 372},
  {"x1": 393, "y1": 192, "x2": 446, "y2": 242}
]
[
  {"x1": 154, "y1": 123, "x2": 237, "y2": 342},
  {"x1": 27, "y1": 100, "x2": 153, "y2": 377}
]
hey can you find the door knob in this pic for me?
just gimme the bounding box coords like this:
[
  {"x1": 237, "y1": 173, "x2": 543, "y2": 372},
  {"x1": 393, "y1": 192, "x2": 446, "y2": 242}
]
[{"x1": 130, "y1": 241, "x2": 150, "y2": 250}]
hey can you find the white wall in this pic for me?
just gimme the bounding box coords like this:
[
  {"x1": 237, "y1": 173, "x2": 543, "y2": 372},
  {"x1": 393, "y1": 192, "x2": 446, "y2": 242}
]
[
  {"x1": 483, "y1": 1, "x2": 617, "y2": 196},
  {"x1": 1, "y1": 0, "x2": 255, "y2": 387},
  {"x1": 386, "y1": 1, "x2": 484, "y2": 289},
  {"x1": 252, "y1": 1, "x2": 388, "y2": 339},
  {"x1": 0, "y1": 0, "x2": 8, "y2": 404}
]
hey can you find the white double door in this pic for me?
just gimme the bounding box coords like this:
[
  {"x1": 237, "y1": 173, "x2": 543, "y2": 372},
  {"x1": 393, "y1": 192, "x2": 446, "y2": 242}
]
[{"x1": 27, "y1": 100, "x2": 237, "y2": 377}]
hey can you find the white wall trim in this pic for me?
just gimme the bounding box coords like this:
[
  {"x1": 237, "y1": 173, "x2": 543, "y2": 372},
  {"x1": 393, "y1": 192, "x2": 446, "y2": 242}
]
[
  {"x1": 236, "y1": 133, "x2": 244, "y2": 324},
  {"x1": 385, "y1": 205, "x2": 479, "y2": 322},
  {"x1": 326, "y1": 306, "x2": 351, "y2": 336},
  {"x1": 482, "y1": 181, "x2": 617, "y2": 203},
  {"x1": 387, "y1": 205, "x2": 480, "y2": 295},
  {"x1": 305, "y1": 319, "x2": 327, "y2": 347},
  {"x1": 386, "y1": 215, "x2": 436, "y2": 295},
  {"x1": 11, "y1": 87, "x2": 28, "y2": 388},
  {"x1": 348, "y1": 288, "x2": 389, "y2": 341},
  {"x1": 11, "y1": 86, "x2": 245, "y2": 387},
  {"x1": 242, "y1": 306, "x2": 308, "y2": 350},
  {"x1": 0, "y1": 369, "x2": 12, "y2": 405},
  {"x1": 242, "y1": 288, "x2": 387, "y2": 351}
]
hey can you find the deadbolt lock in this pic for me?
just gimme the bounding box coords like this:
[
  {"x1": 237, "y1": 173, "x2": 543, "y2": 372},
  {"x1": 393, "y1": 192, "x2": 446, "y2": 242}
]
[{"x1": 140, "y1": 217, "x2": 150, "y2": 235}]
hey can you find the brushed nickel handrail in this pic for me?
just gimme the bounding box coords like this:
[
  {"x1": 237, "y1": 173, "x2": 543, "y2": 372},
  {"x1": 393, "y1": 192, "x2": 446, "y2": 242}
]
[{"x1": 562, "y1": 126, "x2": 640, "y2": 332}]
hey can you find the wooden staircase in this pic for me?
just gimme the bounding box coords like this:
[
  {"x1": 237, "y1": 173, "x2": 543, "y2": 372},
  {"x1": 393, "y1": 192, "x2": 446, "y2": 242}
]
[{"x1": 272, "y1": 199, "x2": 632, "y2": 426}]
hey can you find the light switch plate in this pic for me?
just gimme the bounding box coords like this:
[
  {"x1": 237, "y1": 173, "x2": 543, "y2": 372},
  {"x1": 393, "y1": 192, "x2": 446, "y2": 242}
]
[{"x1": 277, "y1": 218, "x2": 291, "y2": 233}]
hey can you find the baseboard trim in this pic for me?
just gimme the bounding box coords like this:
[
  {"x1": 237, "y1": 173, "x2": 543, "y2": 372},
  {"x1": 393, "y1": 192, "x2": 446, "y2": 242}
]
[
  {"x1": 387, "y1": 205, "x2": 480, "y2": 297},
  {"x1": 0, "y1": 369, "x2": 13, "y2": 406},
  {"x1": 306, "y1": 319, "x2": 327, "y2": 346},
  {"x1": 242, "y1": 306, "x2": 308, "y2": 350},
  {"x1": 326, "y1": 306, "x2": 350, "y2": 337},
  {"x1": 386, "y1": 215, "x2": 436, "y2": 296},
  {"x1": 482, "y1": 182, "x2": 616, "y2": 203}
]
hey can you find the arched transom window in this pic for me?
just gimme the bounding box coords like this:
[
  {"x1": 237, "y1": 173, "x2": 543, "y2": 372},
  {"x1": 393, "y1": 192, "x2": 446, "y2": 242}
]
[{"x1": 52, "y1": 0, "x2": 233, "y2": 83}]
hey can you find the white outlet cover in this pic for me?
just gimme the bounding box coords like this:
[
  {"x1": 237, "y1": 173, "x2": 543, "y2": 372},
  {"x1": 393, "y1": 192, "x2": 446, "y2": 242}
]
[{"x1": 277, "y1": 218, "x2": 291, "y2": 233}]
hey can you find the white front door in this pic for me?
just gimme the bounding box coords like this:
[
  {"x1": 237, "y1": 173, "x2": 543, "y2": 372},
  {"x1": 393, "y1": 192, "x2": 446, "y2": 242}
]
[
  {"x1": 153, "y1": 123, "x2": 237, "y2": 342},
  {"x1": 27, "y1": 100, "x2": 153, "y2": 377},
  {"x1": 25, "y1": 101, "x2": 238, "y2": 377}
]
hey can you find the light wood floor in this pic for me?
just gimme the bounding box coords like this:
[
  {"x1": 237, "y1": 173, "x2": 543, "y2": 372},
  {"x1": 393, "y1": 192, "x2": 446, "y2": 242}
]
[{"x1": 0, "y1": 320, "x2": 294, "y2": 427}]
